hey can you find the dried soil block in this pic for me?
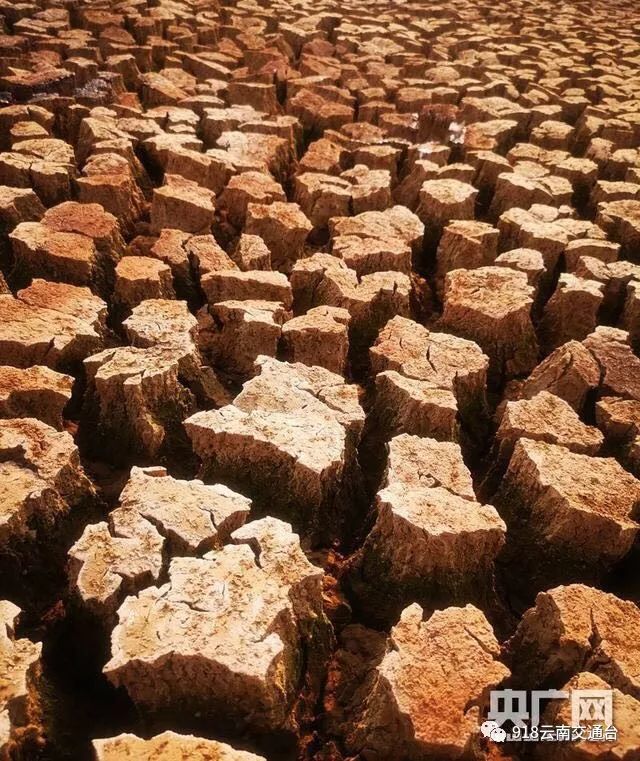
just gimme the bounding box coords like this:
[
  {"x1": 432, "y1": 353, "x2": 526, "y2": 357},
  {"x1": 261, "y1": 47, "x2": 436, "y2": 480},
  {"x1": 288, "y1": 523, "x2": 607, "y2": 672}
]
[
  {"x1": 121, "y1": 300, "x2": 229, "y2": 405},
  {"x1": 68, "y1": 507, "x2": 164, "y2": 621},
  {"x1": 208, "y1": 300, "x2": 289, "y2": 378},
  {"x1": 494, "y1": 248, "x2": 545, "y2": 290},
  {"x1": 520, "y1": 340, "x2": 601, "y2": 412},
  {"x1": 231, "y1": 234, "x2": 271, "y2": 271},
  {"x1": 83, "y1": 345, "x2": 198, "y2": 463},
  {"x1": 596, "y1": 199, "x2": 640, "y2": 260},
  {"x1": 508, "y1": 584, "x2": 640, "y2": 697},
  {"x1": 185, "y1": 357, "x2": 364, "y2": 540},
  {"x1": 104, "y1": 518, "x2": 329, "y2": 733},
  {"x1": 0, "y1": 601, "x2": 43, "y2": 758},
  {"x1": 330, "y1": 234, "x2": 412, "y2": 277},
  {"x1": 441, "y1": 266, "x2": 538, "y2": 381},
  {"x1": 596, "y1": 396, "x2": 640, "y2": 478},
  {"x1": 340, "y1": 604, "x2": 509, "y2": 760},
  {"x1": 435, "y1": 220, "x2": 499, "y2": 295},
  {"x1": 216, "y1": 131, "x2": 291, "y2": 183},
  {"x1": 281, "y1": 306, "x2": 350, "y2": 375},
  {"x1": 370, "y1": 315, "x2": 489, "y2": 440},
  {"x1": 0, "y1": 280, "x2": 107, "y2": 370},
  {"x1": 293, "y1": 173, "x2": 352, "y2": 229},
  {"x1": 495, "y1": 439, "x2": 640, "y2": 590},
  {"x1": 287, "y1": 88, "x2": 354, "y2": 137},
  {"x1": 0, "y1": 417, "x2": 94, "y2": 549},
  {"x1": 341, "y1": 165, "x2": 392, "y2": 214},
  {"x1": 200, "y1": 107, "x2": 265, "y2": 148},
  {"x1": 143, "y1": 230, "x2": 193, "y2": 292},
  {"x1": 244, "y1": 201, "x2": 312, "y2": 273},
  {"x1": 464, "y1": 119, "x2": 519, "y2": 154},
  {"x1": 373, "y1": 371, "x2": 460, "y2": 443},
  {"x1": 114, "y1": 256, "x2": 175, "y2": 312},
  {"x1": 539, "y1": 274, "x2": 604, "y2": 350},
  {"x1": 0, "y1": 185, "x2": 44, "y2": 229},
  {"x1": 218, "y1": 171, "x2": 286, "y2": 229},
  {"x1": 417, "y1": 179, "x2": 478, "y2": 248},
  {"x1": 0, "y1": 138, "x2": 76, "y2": 206},
  {"x1": 69, "y1": 465, "x2": 250, "y2": 621},
  {"x1": 488, "y1": 170, "x2": 570, "y2": 222},
  {"x1": 93, "y1": 732, "x2": 266, "y2": 760},
  {"x1": 298, "y1": 137, "x2": 346, "y2": 175},
  {"x1": 184, "y1": 235, "x2": 237, "y2": 280},
  {"x1": 201, "y1": 270, "x2": 292, "y2": 309},
  {"x1": 163, "y1": 147, "x2": 234, "y2": 196},
  {"x1": 536, "y1": 672, "x2": 640, "y2": 761},
  {"x1": 290, "y1": 254, "x2": 411, "y2": 353},
  {"x1": 10, "y1": 201, "x2": 124, "y2": 294},
  {"x1": 42, "y1": 201, "x2": 125, "y2": 261},
  {"x1": 393, "y1": 158, "x2": 439, "y2": 210},
  {"x1": 531, "y1": 119, "x2": 574, "y2": 151},
  {"x1": 151, "y1": 175, "x2": 215, "y2": 235},
  {"x1": 328, "y1": 206, "x2": 424, "y2": 261},
  {"x1": 0, "y1": 366, "x2": 72, "y2": 429},
  {"x1": 9, "y1": 222, "x2": 103, "y2": 291},
  {"x1": 349, "y1": 435, "x2": 505, "y2": 623},
  {"x1": 123, "y1": 298, "x2": 196, "y2": 349},
  {"x1": 119, "y1": 466, "x2": 250, "y2": 555},
  {"x1": 584, "y1": 327, "x2": 640, "y2": 402},
  {"x1": 498, "y1": 204, "x2": 605, "y2": 276},
  {"x1": 228, "y1": 81, "x2": 279, "y2": 115},
  {"x1": 572, "y1": 257, "x2": 640, "y2": 316},
  {"x1": 495, "y1": 392, "x2": 603, "y2": 465}
]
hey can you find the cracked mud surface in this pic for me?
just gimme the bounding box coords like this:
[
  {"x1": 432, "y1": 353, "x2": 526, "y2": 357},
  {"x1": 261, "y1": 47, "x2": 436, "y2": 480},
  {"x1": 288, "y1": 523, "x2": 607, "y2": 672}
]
[{"x1": 0, "y1": 0, "x2": 640, "y2": 759}]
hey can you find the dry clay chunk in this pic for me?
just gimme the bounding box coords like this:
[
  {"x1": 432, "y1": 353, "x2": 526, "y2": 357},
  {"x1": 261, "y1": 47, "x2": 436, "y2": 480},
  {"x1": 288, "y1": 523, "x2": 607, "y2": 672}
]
[
  {"x1": 291, "y1": 253, "x2": 411, "y2": 348},
  {"x1": 0, "y1": 417, "x2": 93, "y2": 543},
  {"x1": 344, "y1": 604, "x2": 509, "y2": 760},
  {"x1": 151, "y1": 175, "x2": 215, "y2": 235},
  {"x1": 0, "y1": 366, "x2": 72, "y2": 429},
  {"x1": 496, "y1": 439, "x2": 640, "y2": 582},
  {"x1": 291, "y1": 254, "x2": 411, "y2": 351},
  {"x1": 83, "y1": 345, "x2": 197, "y2": 461},
  {"x1": 104, "y1": 518, "x2": 328, "y2": 732},
  {"x1": 69, "y1": 466, "x2": 250, "y2": 620},
  {"x1": 93, "y1": 732, "x2": 266, "y2": 760},
  {"x1": 185, "y1": 356, "x2": 364, "y2": 537},
  {"x1": 493, "y1": 391, "x2": 603, "y2": 467},
  {"x1": 537, "y1": 672, "x2": 640, "y2": 760},
  {"x1": 281, "y1": 306, "x2": 350, "y2": 375},
  {"x1": 370, "y1": 315, "x2": 489, "y2": 440},
  {"x1": 114, "y1": 257, "x2": 175, "y2": 311},
  {"x1": 119, "y1": 466, "x2": 250, "y2": 554},
  {"x1": 328, "y1": 205, "x2": 424, "y2": 259},
  {"x1": 350, "y1": 435, "x2": 505, "y2": 620},
  {"x1": 123, "y1": 299, "x2": 196, "y2": 349},
  {"x1": 207, "y1": 300, "x2": 289, "y2": 378},
  {"x1": 68, "y1": 507, "x2": 164, "y2": 621},
  {"x1": 596, "y1": 396, "x2": 640, "y2": 477},
  {"x1": 244, "y1": 202, "x2": 311, "y2": 272},
  {"x1": 519, "y1": 340, "x2": 600, "y2": 413},
  {"x1": 441, "y1": 266, "x2": 538, "y2": 380},
  {"x1": 584, "y1": 327, "x2": 640, "y2": 402},
  {"x1": 508, "y1": 584, "x2": 640, "y2": 698},
  {"x1": 0, "y1": 601, "x2": 43, "y2": 758},
  {"x1": 435, "y1": 220, "x2": 499, "y2": 295},
  {"x1": 417, "y1": 178, "x2": 478, "y2": 246},
  {"x1": 10, "y1": 201, "x2": 124, "y2": 293},
  {"x1": 0, "y1": 280, "x2": 106, "y2": 369},
  {"x1": 122, "y1": 299, "x2": 230, "y2": 409}
]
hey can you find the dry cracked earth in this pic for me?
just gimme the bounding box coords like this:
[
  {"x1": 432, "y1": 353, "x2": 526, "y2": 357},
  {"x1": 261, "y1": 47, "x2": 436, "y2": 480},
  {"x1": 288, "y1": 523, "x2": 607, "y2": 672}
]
[{"x1": 1, "y1": 0, "x2": 640, "y2": 759}]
